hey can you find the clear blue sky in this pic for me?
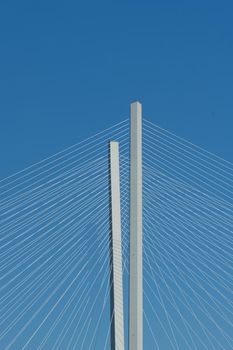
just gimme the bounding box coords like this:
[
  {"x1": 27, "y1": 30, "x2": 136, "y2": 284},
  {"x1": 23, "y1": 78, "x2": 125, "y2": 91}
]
[
  {"x1": 1, "y1": 1, "x2": 233, "y2": 349},
  {"x1": 0, "y1": 0, "x2": 233, "y2": 178}
]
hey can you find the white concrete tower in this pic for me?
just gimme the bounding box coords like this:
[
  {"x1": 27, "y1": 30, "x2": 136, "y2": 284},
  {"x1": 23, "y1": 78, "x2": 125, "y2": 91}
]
[
  {"x1": 129, "y1": 101, "x2": 143, "y2": 350},
  {"x1": 109, "y1": 141, "x2": 125, "y2": 350}
]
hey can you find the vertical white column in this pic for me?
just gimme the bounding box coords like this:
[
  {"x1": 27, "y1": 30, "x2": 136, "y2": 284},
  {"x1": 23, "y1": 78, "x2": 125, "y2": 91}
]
[
  {"x1": 109, "y1": 141, "x2": 125, "y2": 350},
  {"x1": 129, "y1": 101, "x2": 143, "y2": 350}
]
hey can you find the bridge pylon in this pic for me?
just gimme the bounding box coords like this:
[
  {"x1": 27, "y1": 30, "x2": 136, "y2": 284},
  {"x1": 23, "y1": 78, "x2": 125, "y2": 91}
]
[
  {"x1": 129, "y1": 101, "x2": 143, "y2": 350},
  {"x1": 109, "y1": 141, "x2": 125, "y2": 350}
]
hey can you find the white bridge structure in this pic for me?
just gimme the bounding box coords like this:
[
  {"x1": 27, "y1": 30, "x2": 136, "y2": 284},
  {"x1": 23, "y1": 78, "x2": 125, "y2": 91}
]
[{"x1": 0, "y1": 102, "x2": 233, "y2": 349}]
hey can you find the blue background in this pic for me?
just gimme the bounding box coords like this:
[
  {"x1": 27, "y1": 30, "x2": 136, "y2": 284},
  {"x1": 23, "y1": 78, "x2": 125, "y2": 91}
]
[
  {"x1": 0, "y1": 0, "x2": 233, "y2": 178},
  {"x1": 1, "y1": 1, "x2": 233, "y2": 349}
]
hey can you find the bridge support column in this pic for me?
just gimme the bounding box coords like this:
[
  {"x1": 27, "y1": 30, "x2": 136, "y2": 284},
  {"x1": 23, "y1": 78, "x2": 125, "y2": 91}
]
[
  {"x1": 109, "y1": 141, "x2": 125, "y2": 350},
  {"x1": 129, "y1": 101, "x2": 143, "y2": 350}
]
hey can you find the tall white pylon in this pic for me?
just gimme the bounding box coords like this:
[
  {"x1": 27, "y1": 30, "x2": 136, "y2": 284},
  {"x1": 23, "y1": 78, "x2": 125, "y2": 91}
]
[
  {"x1": 109, "y1": 141, "x2": 125, "y2": 350},
  {"x1": 129, "y1": 101, "x2": 143, "y2": 350}
]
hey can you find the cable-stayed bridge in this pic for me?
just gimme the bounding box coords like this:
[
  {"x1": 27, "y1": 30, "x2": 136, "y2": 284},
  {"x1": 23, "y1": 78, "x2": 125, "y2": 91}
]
[{"x1": 0, "y1": 102, "x2": 233, "y2": 350}]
